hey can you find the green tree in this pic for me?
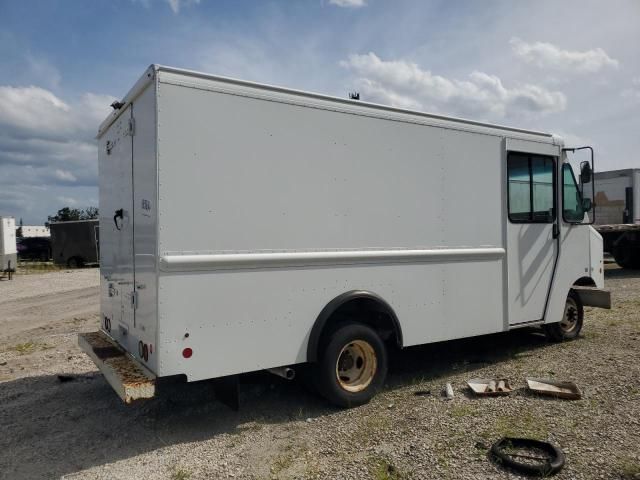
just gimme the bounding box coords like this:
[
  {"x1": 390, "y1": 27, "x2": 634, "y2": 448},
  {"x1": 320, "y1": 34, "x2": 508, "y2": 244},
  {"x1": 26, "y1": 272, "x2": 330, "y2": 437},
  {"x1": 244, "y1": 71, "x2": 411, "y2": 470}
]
[
  {"x1": 47, "y1": 206, "x2": 99, "y2": 225},
  {"x1": 82, "y1": 207, "x2": 99, "y2": 220}
]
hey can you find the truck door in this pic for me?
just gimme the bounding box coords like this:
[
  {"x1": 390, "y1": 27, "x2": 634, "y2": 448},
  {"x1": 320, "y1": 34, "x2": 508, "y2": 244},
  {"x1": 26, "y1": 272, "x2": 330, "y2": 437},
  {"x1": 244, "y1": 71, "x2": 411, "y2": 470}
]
[
  {"x1": 98, "y1": 106, "x2": 135, "y2": 351},
  {"x1": 506, "y1": 151, "x2": 558, "y2": 325}
]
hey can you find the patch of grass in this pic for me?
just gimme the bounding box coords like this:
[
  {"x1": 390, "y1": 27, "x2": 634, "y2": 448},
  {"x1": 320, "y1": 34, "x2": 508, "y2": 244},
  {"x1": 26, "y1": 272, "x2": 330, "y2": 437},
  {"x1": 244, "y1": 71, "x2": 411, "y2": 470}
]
[
  {"x1": 354, "y1": 414, "x2": 392, "y2": 446},
  {"x1": 619, "y1": 457, "x2": 640, "y2": 479},
  {"x1": 170, "y1": 467, "x2": 191, "y2": 480},
  {"x1": 8, "y1": 342, "x2": 50, "y2": 355},
  {"x1": 271, "y1": 452, "x2": 294, "y2": 476},
  {"x1": 448, "y1": 404, "x2": 477, "y2": 418},
  {"x1": 482, "y1": 411, "x2": 549, "y2": 439},
  {"x1": 368, "y1": 457, "x2": 405, "y2": 480}
]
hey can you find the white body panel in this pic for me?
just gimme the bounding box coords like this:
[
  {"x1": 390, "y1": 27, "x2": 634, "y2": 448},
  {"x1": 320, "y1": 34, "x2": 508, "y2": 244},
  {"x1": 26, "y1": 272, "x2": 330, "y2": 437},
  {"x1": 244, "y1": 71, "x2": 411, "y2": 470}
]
[
  {"x1": 97, "y1": 65, "x2": 601, "y2": 382},
  {"x1": 0, "y1": 216, "x2": 17, "y2": 270},
  {"x1": 593, "y1": 169, "x2": 640, "y2": 225}
]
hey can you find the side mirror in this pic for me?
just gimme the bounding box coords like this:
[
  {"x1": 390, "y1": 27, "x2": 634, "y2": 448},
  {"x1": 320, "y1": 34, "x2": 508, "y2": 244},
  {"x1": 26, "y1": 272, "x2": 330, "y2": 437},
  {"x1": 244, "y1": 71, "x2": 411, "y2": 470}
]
[
  {"x1": 580, "y1": 161, "x2": 592, "y2": 184},
  {"x1": 581, "y1": 197, "x2": 592, "y2": 212}
]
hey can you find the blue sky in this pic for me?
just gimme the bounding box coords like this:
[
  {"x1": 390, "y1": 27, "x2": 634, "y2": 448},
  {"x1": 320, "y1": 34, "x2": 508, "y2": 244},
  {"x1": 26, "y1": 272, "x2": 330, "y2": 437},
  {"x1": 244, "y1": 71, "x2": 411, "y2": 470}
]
[{"x1": 1, "y1": 0, "x2": 639, "y2": 223}]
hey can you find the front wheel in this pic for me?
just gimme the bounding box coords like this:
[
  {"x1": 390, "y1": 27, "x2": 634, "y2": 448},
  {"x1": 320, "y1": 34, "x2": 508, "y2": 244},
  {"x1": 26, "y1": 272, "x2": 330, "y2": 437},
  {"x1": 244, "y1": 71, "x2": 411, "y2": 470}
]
[
  {"x1": 543, "y1": 290, "x2": 583, "y2": 342},
  {"x1": 315, "y1": 323, "x2": 387, "y2": 408}
]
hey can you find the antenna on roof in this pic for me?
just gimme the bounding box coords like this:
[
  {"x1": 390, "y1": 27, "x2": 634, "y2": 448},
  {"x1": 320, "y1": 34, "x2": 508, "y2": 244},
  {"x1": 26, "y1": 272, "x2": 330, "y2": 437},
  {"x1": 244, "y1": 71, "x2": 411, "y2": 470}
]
[{"x1": 349, "y1": 92, "x2": 360, "y2": 101}]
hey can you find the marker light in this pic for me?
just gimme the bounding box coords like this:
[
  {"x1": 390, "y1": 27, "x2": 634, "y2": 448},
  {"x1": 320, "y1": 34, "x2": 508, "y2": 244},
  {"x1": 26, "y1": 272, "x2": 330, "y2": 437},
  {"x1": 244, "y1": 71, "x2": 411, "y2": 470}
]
[{"x1": 182, "y1": 347, "x2": 193, "y2": 359}]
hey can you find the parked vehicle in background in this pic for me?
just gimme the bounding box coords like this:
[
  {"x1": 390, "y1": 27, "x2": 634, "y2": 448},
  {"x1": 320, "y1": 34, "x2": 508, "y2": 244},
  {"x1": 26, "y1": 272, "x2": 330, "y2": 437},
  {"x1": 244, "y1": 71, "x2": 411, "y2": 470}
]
[
  {"x1": 80, "y1": 65, "x2": 611, "y2": 408},
  {"x1": 591, "y1": 169, "x2": 640, "y2": 269},
  {"x1": 50, "y1": 220, "x2": 99, "y2": 268},
  {"x1": 17, "y1": 237, "x2": 52, "y2": 261},
  {"x1": 0, "y1": 216, "x2": 17, "y2": 275}
]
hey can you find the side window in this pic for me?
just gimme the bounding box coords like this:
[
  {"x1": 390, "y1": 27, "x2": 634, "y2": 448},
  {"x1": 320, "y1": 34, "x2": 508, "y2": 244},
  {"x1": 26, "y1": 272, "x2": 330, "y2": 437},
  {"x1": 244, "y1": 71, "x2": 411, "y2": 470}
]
[
  {"x1": 507, "y1": 153, "x2": 555, "y2": 223},
  {"x1": 562, "y1": 164, "x2": 585, "y2": 222}
]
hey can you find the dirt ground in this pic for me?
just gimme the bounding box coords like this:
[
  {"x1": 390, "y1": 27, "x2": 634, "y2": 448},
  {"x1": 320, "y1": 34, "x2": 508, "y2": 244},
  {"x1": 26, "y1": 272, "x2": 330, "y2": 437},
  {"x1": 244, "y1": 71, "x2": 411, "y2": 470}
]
[{"x1": 0, "y1": 266, "x2": 639, "y2": 480}]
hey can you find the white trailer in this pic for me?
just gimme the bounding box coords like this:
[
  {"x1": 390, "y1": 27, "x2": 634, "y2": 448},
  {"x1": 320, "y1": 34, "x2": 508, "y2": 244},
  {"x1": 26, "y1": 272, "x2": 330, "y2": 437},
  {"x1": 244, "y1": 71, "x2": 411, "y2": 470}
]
[
  {"x1": 80, "y1": 65, "x2": 610, "y2": 407},
  {"x1": 591, "y1": 169, "x2": 640, "y2": 268},
  {"x1": 0, "y1": 216, "x2": 17, "y2": 279}
]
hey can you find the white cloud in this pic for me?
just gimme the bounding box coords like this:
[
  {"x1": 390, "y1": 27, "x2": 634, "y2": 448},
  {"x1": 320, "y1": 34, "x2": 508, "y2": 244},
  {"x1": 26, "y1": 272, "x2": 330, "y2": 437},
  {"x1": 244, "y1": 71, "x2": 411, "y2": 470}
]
[
  {"x1": 56, "y1": 196, "x2": 78, "y2": 206},
  {"x1": 54, "y1": 169, "x2": 77, "y2": 182},
  {"x1": 0, "y1": 84, "x2": 115, "y2": 221},
  {"x1": 341, "y1": 52, "x2": 567, "y2": 119},
  {"x1": 166, "y1": 0, "x2": 200, "y2": 13},
  {"x1": 329, "y1": 0, "x2": 366, "y2": 7},
  {"x1": 0, "y1": 86, "x2": 115, "y2": 139},
  {"x1": 510, "y1": 37, "x2": 619, "y2": 73}
]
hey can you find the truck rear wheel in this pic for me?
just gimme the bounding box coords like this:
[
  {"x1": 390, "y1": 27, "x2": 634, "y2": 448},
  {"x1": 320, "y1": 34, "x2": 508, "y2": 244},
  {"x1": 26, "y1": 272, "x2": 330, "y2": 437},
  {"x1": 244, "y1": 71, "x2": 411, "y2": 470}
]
[
  {"x1": 67, "y1": 256, "x2": 84, "y2": 268},
  {"x1": 543, "y1": 290, "x2": 583, "y2": 342},
  {"x1": 613, "y1": 245, "x2": 640, "y2": 269},
  {"x1": 315, "y1": 322, "x2": 387, "y2": 408}
]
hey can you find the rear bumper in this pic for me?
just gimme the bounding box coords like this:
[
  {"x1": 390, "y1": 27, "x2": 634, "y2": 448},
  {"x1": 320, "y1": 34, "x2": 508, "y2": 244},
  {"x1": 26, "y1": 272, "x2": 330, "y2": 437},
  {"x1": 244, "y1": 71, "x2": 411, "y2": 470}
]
[
  {"x1": 573, "y1": 286, "x2": 611, "y2": 309},
  {"x1": 78, "y1": 331, "x2": 156, "y2": 403}
]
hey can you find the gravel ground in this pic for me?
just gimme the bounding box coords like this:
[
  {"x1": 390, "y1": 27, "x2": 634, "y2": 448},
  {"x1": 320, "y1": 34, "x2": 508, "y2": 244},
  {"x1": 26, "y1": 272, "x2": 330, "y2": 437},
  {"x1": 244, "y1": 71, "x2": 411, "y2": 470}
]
[{"x1": 0, "y1": 265, "x2": 639, "y2": 480}]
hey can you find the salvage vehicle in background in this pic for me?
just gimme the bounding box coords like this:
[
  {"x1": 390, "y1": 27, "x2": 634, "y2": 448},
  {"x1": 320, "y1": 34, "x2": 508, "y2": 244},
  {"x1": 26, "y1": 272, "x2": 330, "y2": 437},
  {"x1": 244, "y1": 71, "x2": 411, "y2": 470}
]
[
  {"x1": 17, "y1": 236, "x2": 52, "y2": 261},
  {"x1": 50, "y1": 219, "x2": 99, "y2": 268},
  {"x1": 590, "y1": 168, "x2": 640, "y2": 269},
  {"x1": 79, "y1": 65, "x2": 611, "y2": 408}
]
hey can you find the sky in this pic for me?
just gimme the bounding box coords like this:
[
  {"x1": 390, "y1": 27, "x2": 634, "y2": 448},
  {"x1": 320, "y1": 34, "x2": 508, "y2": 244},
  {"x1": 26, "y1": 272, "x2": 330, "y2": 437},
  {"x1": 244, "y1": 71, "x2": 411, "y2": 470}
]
[{"x1": 0, "y1": 0, "x2": 639, "y2": 224}]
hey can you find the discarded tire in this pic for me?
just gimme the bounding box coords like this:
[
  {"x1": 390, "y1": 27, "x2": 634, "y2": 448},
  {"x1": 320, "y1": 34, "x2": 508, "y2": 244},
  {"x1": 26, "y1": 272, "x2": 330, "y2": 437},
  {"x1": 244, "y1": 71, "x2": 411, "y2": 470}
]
[{"x1": 490, "y1": 437, "x2": 565, "y2": 476}]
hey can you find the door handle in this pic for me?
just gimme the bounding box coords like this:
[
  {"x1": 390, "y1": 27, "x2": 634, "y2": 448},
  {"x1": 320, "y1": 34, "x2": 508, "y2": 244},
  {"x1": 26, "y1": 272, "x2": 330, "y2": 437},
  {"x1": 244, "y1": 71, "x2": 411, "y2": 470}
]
[{"x1": 113, "y1": 209, "x2": 124, "y2": 230}]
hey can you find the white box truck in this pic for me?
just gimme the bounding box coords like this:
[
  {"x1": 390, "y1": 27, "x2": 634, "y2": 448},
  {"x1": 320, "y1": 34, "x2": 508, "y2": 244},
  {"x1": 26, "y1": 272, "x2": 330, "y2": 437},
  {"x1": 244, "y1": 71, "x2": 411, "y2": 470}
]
[
  {"x1": 0, "y1": 216, "x2": 17, "y2": 279},
  {"x1": 79, "y1": 65, "x2": 611, "y2": 407},
  {"x1": 590, "y1": 168, "x2": 640, "y2": 269}
]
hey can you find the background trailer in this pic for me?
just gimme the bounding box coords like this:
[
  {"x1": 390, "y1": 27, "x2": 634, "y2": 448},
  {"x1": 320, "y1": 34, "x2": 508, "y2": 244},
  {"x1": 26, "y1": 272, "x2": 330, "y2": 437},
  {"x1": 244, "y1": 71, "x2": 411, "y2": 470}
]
[
  {"x1": 80, "y1": 65, "x2": 610, "y2": 407},
  {"x1": 50, "y1": 219, "x2": 99, "y2": 268},
  {"x1": 0, "y1": 216, "x2": 17, "y2": 276}
]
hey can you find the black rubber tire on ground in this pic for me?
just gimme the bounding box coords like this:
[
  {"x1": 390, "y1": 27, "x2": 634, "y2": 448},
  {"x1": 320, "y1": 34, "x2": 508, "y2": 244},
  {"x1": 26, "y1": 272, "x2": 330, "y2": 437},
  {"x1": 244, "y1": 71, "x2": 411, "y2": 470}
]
[
  {"x1": 613, "y1": 245, "x2": 638, "y2": 269},
  {"x1": 543, "y1": 290, "x2": 583, "y2": 342},
  {"x1": 490, "y1": 437, "x2": 565, "y2": 476},
  {"x1": 67, "y1": 256, "x2": 84, "y2": 268},
  {"x1": 314, "y1": 322, "x2": 388, "y2": 408}
]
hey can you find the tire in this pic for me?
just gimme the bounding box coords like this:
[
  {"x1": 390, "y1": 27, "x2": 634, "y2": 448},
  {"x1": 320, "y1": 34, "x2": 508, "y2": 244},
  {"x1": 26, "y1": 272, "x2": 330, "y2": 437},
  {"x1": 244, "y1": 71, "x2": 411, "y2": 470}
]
[
  {"x1": 67, "y1": 257, "x2": 84, "y2": 268},
  {"x1": 613, "y1": 245, "x2": 635, "y2": 269},
  {"x1": 490, "y1": 437, "x2": 565, "y2": 476},
  {"x1": 315, "y1": 322, "x2": 387, "y2": 408},
  {"x1": 543, "y1": 290, "x2": 583, "y2": 342}
]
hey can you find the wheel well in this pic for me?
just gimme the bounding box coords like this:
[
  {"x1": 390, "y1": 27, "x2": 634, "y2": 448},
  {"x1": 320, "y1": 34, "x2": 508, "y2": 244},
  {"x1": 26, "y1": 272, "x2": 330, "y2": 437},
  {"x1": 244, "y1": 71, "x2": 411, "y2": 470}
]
[
  {"x1": 573, "y1": 276, "x2": 596, "y2": 287},
  {"x1": 307, "y1": 290, "x2": 402, "y2": 363}
]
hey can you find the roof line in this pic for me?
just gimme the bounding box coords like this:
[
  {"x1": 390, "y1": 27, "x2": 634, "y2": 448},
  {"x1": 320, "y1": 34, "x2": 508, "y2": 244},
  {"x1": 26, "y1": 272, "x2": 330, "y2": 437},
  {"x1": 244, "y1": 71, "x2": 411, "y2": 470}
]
[{"x1": 154, "y1": 64, "x2": 553, "y2": 138}]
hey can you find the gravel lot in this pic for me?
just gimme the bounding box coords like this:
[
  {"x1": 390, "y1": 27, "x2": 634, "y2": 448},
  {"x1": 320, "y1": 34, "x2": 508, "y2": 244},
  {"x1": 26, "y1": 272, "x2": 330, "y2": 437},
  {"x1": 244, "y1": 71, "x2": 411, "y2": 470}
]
[{"x1": 0, "y1": 266, "x2": 639, "y2": 480}]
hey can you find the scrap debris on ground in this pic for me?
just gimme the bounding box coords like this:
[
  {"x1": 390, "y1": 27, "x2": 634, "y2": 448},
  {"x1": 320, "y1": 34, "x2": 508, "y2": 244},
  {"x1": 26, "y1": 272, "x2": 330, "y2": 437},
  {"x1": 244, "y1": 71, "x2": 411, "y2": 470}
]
[{"x1": 0, "y1": 266, "x2": 639, "y2": 479}]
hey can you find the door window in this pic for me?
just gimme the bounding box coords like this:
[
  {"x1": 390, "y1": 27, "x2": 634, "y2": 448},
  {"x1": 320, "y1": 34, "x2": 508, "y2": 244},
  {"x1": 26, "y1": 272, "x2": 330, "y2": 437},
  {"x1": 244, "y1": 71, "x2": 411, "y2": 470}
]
[
  {"x1": 562, "y1": 163, "x2": 586, "y2": 223},
  {"x1": 508, "y1": 153, "x2": 555, "y2": 223}
]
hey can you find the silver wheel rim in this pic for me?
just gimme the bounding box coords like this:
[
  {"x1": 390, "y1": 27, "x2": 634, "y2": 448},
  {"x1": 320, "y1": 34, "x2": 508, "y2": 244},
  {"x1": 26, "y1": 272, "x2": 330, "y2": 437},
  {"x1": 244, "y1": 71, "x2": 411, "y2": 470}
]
[
  {"x1": 335, "y1": 340, "x2": 377, "y2": 393},
  {"x1": 560, "y1": 297, "x2": 579, "y2": 333}
]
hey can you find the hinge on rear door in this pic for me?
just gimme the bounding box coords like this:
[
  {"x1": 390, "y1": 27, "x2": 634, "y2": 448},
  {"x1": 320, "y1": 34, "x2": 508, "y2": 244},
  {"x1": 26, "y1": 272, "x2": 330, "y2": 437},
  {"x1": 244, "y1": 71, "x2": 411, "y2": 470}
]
[
  {"x1": 131, "y1": 291, "x2": 138, "y2": 310},
  {"x1": 127, "y1": 117, "x2": 135, "y2": 136}
]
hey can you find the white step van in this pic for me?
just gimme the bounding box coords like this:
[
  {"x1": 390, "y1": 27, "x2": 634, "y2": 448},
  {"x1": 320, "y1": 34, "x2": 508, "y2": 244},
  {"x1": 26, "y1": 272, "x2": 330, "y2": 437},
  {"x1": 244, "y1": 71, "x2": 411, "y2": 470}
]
[{"x1": 79, "y1": 65, "x2": 610, "y2": 407}]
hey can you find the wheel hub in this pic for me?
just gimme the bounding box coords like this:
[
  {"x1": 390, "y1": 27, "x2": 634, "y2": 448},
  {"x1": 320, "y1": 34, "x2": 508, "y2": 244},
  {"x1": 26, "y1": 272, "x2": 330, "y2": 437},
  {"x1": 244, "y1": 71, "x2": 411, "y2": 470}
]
[
  {"x1": 560, "y1": 298, "x2": 579, "y2": 333},
  {"x1": 335, "y1": 340, "x2": 377, "y2": 393}
]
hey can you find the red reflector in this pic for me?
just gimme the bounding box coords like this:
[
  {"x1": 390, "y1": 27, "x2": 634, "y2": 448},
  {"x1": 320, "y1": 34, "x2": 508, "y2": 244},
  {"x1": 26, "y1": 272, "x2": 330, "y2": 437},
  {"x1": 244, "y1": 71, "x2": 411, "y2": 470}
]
[{"x1": 182, "y1": 347, "x2": 193, "y2": 359}]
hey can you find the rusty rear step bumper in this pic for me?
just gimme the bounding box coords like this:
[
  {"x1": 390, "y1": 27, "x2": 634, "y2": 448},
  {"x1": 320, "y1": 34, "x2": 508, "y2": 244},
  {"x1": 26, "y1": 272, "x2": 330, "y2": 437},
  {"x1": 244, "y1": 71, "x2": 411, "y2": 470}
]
[{"x1": 78, "y1": 331, "x2": 156, "y2": 404}]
